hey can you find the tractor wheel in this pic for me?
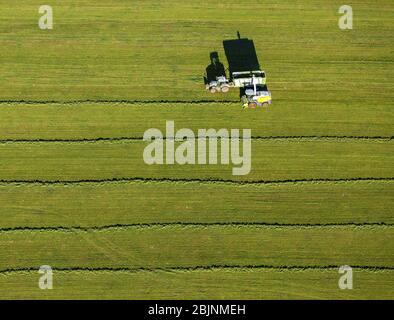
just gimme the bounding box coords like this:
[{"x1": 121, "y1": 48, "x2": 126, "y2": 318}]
[
  {"x1": 220, "y1": 85, "x2": 230, "y2": 93},
  {"x1": 210, "y1": 87, "x2": 217, "y2": 94},
  {"x1": 262, "y1": 102, "x2": 269, "y2": 108},
  {"x1": 248, "y1": 102, "x2": 257, "y2": 109}
]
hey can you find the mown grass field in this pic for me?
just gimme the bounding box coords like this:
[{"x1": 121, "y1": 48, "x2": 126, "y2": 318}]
[{"x1": 0, "y1": 0, "x2": 393, "y2": 299}]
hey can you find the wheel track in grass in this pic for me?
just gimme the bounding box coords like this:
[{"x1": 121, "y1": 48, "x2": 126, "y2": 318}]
[
  {"x1": 0, "y1": 136, "x2": 392, "y2": 143},
  {"x1": 1, "y1": 265, "x2": 393, "y2": 276},
  {"x1": 0, "y1": 100, "x2": 238, "y2": 106},
  {"x1": 0, "y1": 177, "x2": 393, "y2": 186},
  {"x1": 0, "y1": 222, "x2": 393, "y2": 235},
  {"x1": 0, "y1": 98, "x2": 392, "y2": 105}
]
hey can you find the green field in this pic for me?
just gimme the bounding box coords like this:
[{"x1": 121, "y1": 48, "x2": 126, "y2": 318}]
[{"x1": 0, "y1": 0, "x2": 393, "y2": 299}]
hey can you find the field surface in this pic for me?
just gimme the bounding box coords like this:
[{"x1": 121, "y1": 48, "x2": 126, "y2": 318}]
[{"x1": 0, "y1": 0, "x2": 393, "y2": 299}]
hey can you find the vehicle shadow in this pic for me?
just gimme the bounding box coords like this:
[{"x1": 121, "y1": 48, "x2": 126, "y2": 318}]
[
  {"x1": 223, "y1": 32, "x2": 261, "y2": 99},
  {"x1": 203, "y1": 51, "x2": 227, "y2": 85},
  {"x1": 222, "y1": 32, "x2": 261, "y2": 80}
]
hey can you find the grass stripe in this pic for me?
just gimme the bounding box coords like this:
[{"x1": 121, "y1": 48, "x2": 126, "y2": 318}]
[
  {"x1": 1, "y1": 1, "x2": 393, "y2": 103},
  {"x1": 1, "y1": 267, "x2": 393, "y2": 299},
  {"x1": 1, "y1": 178, "x2": 392, "y2": 229},
  {"x1": 0, "y1": 102, "x2": 392, "y2": 141},
  {"x1": 1, "y1": 225, "x2": 393, "y2": 270},
  {"x1": 0, "y1": 140, "x2": 392, "y2": 182}
]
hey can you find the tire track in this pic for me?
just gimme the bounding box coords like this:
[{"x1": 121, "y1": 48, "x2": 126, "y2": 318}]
[
  {"x1": 0, "y1": 100, "x2": 237, "y2": 106},
  {"x1": 0, "y1": 136, "x2": 391, "y2": 144},
  {"x1": 0, "y1": 222, "x2": 392, "y2": 235},
  {"x1": 0, "y1": 177, "x2": 392, "y2": 186},
  {"x1": 0, "y1": 98, "x2": 391, "y2": 105},
  {"x1": 1, "y1": 265, "x2": 393, "y2": 276}
]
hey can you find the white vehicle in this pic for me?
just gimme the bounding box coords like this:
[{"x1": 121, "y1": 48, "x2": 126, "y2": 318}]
[
  {"x1": 242, "y1": 84, "x2": 272, "y2": 108},
  {"x1": 232, "y1": 72, "x2": 272, "y2": 108},
  {"x1": 205, "y1": 75, "x2": 230, "y2": 93},
  {"x1": 204, "y1": 52, "x2": 231, "y2": 93}
]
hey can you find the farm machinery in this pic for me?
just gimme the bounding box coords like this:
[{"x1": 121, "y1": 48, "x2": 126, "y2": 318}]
[
  {"x1": 204, "y1": 34, "x2": 272, "y2": 109},
  {"x1": 204, "y1": 52, "x2": 230, "y2": 94}
]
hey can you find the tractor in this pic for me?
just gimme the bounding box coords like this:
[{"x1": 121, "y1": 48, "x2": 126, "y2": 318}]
[{"x1": 204, "y1": 52, "x2": 230, "y2": 93}]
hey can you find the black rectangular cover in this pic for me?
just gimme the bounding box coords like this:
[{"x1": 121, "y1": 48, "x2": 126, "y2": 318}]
[{"x1": 223, "y1": 38, "x2": 261, "y2": 75}]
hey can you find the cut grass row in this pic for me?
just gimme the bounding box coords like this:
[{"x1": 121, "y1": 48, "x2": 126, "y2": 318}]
[
  {"x1": 0, "y1": 225, "x2": 393, "y2": 270},
  {"x1": 0, "y1": 1, "x2": 392, "y2": 101},
  {"x1": 0, "y1": 180, "x2": 393, "y2": 229},
  {"x1": 1, "y1": 268, "x2": 393, "y2": 299},
  {"x1": 0, "y1": 102, "x2": 392, "y2": 140},
  {"x1": 0, "y1": 139, "x2": 391, "y2": 182}
]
